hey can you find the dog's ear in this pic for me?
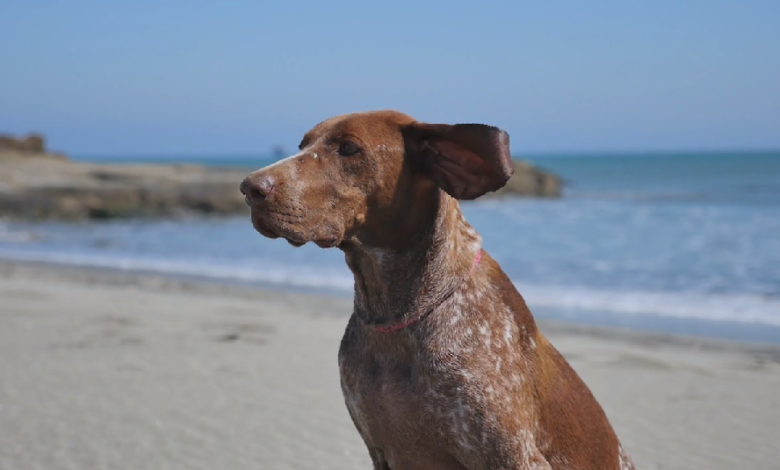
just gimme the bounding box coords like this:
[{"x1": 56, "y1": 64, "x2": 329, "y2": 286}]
[{"x1": 403, "y1": 122, "x2": 513, "y2": 200}]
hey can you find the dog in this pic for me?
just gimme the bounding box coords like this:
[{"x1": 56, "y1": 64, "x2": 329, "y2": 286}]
[{"x1": 241, "y1": 110, "x2": 636, "y2": 470}]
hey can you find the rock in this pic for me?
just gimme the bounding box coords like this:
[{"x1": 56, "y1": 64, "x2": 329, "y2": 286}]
[
  {"x1": 0, "y1": 156, "x2": 250, "y2": 221},
  {"x1": 486, "y1": 160, "x2": 562, "y2": 198},
  {"x1": 0, "y1": 148, "x2": 562, "y2": 221},
  {"x1": 1, "y1": 133, "x2": 45, "y2": 154},
  {"x1": 0, "y1": 132, "x2": 67, "y2": 160}
]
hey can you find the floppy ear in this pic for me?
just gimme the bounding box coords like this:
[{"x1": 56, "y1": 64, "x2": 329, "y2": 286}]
[{"x1": 403, "y1": 122, "x2": 514, "y2": 200}]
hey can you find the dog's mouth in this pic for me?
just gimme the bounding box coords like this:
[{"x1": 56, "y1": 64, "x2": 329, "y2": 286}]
[
  {"x1": 250, "y1": 210, "x2": 307, "y2": 246},
  {"x1": 250, "y1": 211, "x2": 280, "y2": 239},
  {"x1": 249, "y1": 209, "x2": 343, "y2": 248}
]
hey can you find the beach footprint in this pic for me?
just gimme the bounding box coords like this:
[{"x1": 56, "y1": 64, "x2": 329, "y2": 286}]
[
  {"x1": 53, "y1": 314, "x2": 144, "y2": 350},
  {"x1": 201, "y1": 320, "x2": 276, "y2": 345}
]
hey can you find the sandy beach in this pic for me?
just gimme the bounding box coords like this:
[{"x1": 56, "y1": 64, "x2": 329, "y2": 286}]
[{"x1": 1, "y1": 260, "x2": 778, "y2": 470}]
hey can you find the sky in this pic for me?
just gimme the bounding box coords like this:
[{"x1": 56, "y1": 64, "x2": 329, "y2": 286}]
[{"x1": 1, "y1": 0, "x2": 779, "y2": 156}]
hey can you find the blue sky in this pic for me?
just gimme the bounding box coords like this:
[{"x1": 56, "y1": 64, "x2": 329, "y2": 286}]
[{"x1": 1, "y1": 0, "x2": 778, "y2": 155}]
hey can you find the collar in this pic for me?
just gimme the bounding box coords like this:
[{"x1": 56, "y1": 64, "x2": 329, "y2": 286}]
[{"x1": 372, "y1": 249, "x2": 482, "y2": 333}]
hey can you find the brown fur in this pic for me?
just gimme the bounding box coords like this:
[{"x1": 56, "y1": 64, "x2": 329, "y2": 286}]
[{"x1": 241, "y1": 110, "x2": 636, "y2": 470}]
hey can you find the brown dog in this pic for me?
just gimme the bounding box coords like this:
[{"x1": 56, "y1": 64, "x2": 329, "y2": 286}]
[{"x1": 241, "y1": 110, "x2": 636, "y2": 470}]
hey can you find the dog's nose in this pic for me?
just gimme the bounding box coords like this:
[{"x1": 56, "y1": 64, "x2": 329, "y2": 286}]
[{"x1": 240, "y1": 174, "x2": 275, "y2": 203}]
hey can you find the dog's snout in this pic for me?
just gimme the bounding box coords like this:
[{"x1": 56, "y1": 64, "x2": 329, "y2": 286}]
[{"x1": 240, "y1": 174, "x2": 275, "y2": 203}]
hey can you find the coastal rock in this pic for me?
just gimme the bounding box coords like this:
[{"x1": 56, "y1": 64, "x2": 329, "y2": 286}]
[
  {"x1": 0, "y1": 156, "x2": 249, "y2": 221},
  {"x1": 0, "y1": 133, "x2": 67, "y2": 160},
  {"x1": 490, "y1": 160, "x2": 562, "y2": 198},
  {"x1": 0, "y1": 145, "x2": 561, "y2": 221},
  {"x1": 0, "y1": 133, "x2": 45, "y2": 154}
]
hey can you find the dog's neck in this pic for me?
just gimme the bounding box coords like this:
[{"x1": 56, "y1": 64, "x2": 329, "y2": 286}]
[{"x1": 341, "y1": 190, "x2": 481, "y2": 328}]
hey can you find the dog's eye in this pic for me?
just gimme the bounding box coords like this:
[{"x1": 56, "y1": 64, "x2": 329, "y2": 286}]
[{"x1": 338, "y1": 141, "x2": 360, "y2": 157}]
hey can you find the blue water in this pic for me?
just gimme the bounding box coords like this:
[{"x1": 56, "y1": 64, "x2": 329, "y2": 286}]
[{"x1": 2, "y1": 151, "x2": 779, "y2": 343}]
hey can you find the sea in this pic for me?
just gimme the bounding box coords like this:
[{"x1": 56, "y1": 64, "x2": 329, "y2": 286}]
[{"x1": 2, "y1": 151, "x2": 779, "y2": 344}]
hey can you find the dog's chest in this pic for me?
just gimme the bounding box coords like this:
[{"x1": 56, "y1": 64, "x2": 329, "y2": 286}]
[
  {"x1": 339, "y1": 340, "x2": 429, "y2": 446},
  {"x1": 338, "y1": 314, "x2": 544, "y2": 468}
]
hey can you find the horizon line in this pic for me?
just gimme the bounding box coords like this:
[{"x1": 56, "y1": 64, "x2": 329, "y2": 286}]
[{"x1": 69, "y1": 148, "x2": 780, "y2": 160}]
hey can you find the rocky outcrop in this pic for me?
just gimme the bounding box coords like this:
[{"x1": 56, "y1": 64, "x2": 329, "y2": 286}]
[
  {"x1": 0, "y1": 134, "x2": 45, "y2": 154},
  {"x1": 0, "y1": 133, "x2": 67, "y2": 160},
  {"x1": 0, "y1": 148, "x2": 561, "y2": 221},
  {"x1": 488, "y1": 160, "x2": 562, "y2": 199},
  {"x1": 0, "y1": 157, "x2": 249, "y2": 221}
]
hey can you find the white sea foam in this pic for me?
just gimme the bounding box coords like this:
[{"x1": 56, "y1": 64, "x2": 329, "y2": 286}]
[
  {"x1": 0, "y1": 223, "x2": 36, "y2": 243},
  {"x1": 1, "y1": 248, "x2": 778, "y2": 327},
  {"x1": 516, "y1": 284, "x2": 780, "y2": 327},
  {"x1": 0, "y1": 248, "x2": 355, "y2": 292}
]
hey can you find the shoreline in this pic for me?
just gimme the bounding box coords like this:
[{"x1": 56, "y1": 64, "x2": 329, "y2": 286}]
[
  {"x1": 2, "y1": 255, "x2": 779, "y2": 346},
  {"x1": 2, "y1": 257, "x2": 779, "y2": 355}
]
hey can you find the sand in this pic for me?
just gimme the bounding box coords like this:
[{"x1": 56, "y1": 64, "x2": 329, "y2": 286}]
[{"x1": 1, "y1": 260, "x2": 779, "y2": 470}]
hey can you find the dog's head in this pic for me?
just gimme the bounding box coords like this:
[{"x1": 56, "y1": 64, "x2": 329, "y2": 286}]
[{"x1": 240, "y1": 110, "x2": 512, "y2": 248}]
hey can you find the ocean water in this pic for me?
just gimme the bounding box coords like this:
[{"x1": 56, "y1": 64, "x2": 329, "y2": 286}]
[{"x1": 2, "y1": 151, "x2": 779, "y2": 343}]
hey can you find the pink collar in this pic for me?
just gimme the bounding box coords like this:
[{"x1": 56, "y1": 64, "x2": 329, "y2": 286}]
[{"x1": 372, "y1": 249, "x2": 483, "y2": 333}]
